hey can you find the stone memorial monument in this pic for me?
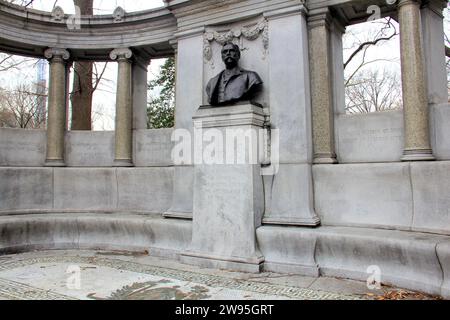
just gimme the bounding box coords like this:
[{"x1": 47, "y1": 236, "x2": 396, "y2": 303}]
[{"x1": 181, "y1": 43, "x2": 266, "y2": 272}]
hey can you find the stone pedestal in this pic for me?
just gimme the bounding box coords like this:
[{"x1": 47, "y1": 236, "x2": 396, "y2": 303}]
[{"x1": 180, "y1": 104, "x2": 265, "y2": 272}]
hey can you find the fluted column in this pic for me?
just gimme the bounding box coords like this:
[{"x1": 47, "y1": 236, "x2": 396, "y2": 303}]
[
  {"x1": 44, "y1": 48, "x2": 70, "y2": 166},
  {"x1": 308, "y1": 10, "x2": 338, "y2": 164},
  {"x1": 398, "y1": 0, "x2": 435, "y2": 161},
  {"x1": 110, "y1": 48, "x2": 133, "y2": 166}
]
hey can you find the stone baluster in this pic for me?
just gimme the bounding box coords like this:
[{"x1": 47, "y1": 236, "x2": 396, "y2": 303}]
[
  {"x1": 308, "y1": 9, "x2": 338, "y2": 164},
  {"x1": 110, "y1": 48, "x2": 134, "y2": 166},
  {"x1": 398, "y1": 0, "x2": 435, "y2": 161},
  {"x1": 44, "y1": 48, "x2": 70, "y2": 166}
]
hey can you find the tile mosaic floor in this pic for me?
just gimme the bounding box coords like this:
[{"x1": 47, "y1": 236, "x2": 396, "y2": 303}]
[{"x1": 0, "y1": 250, "x2": 424, "y2": 300}]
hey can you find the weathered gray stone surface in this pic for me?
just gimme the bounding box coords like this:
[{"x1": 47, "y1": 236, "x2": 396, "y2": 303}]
[
  {"x1": 314, "y1": 227, "x2": 445, "y2": 296},
  {"x1": 0, "y1": 129, "x2": 46, "y2": 166},
  {"x1": 257, "y1": 226, "x2": 318, "y2": 276},
  {"x1": 1, "y1": 129, "x2": 175, "y2": 167},
  {"x1": 263, "y1": 163, "x2": 318, "y2": 226},
  {"x1": 313, "y1": 163, "x2": 413, "y2": 230},
  {"x1": 257, "y1": 225, "x2": 450, "y2": 297},
  {"x1": 436, "y1": 241, "x2": 450, "y2": 299},
  {"x1": 164, "y1": 166, "x2": 194, "y2": 219},
  {"x1": 0, "y1": 167, "x2": 173, "y2": 213},
  {"x1": 175, "y1": 34, "x2": 204, "y2": 129},
  {"x1": 421, "y1": 6, "x2": 448, "y2": 106},
  {"x1": 65, "y1": 131, "x2": 115, "y2": 167},
  {"x1": 53, "y1": 168, "x2": 118, "y2": 211},
  {"x1": 336, "y1": 111, "x2": 404, "y2": 163},
  {"x1": 184, "y1": 105, "x2": 265, "y2": 272},
  {"x1": 0, "y1": 168, "x2": 53, "y2": 212},
  {"x1": 267, "y1": 10, "x2": 312, "y2": 163},
  {"x1": 134, "y1": 129, "x2": 173, "y2": 167},
  {"x1": 430, "y1": 103, "x2": 450, "y2": 160},
  {"x1": 117, "y1": 167, "x2": 173, "y2": 213},
  {"x1": 0, "y1": 214, "x2": 191, "y2": 258},
  {"x1": 410, "y1": 161, "x2": 450, "y2": 235}
]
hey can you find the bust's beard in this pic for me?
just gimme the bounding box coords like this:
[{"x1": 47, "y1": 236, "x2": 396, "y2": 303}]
[{"x1": 224, "y1": 60, "x2": 238, "y2": 69}]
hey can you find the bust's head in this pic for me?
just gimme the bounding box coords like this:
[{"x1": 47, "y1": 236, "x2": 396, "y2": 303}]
[{"x1": 221, "y1": 42, "x2": 240, "y2": 69}]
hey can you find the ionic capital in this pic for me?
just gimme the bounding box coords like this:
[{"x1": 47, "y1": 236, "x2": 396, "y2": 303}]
[
  {"x1": 44, "y1": 48, "x2": 70, "y2": 62},
  {"x1": 110, "y1": 48, "x2": 133, "y2": 61},
  {"x1": 398, "y1": 0, "x2": 422, "y2": 8}
]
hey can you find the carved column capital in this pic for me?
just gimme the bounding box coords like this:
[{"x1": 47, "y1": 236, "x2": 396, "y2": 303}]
[
  {"x1": 109, "y1": 48, "x2": 133, "y2": 61},
  {"x1": 44, "y1": 48, "x2": 70, "y2": 63},
  {"x1": 169, "y1": 39, "x2": 178, "y2": 54},
  {"x1": 398, "y1": 0, "x2": 422, "y2": 8},
  {"x1": 307, "y1": 8, "x2": 332, "y2": 29}
]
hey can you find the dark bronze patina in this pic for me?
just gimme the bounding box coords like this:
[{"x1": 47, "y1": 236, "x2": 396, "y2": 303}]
[{"x1": 206, "y1": 43, "x2": 263, "y2": 106}]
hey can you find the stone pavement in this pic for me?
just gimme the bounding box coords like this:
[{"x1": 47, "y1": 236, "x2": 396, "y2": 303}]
[{"x1": 0, "y1": 250, "x2": 436, "y2": 300}]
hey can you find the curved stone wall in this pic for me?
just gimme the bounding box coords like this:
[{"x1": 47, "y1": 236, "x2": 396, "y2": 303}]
[{"x1": 0, "y1": 213, "x2": 192, "y2": 258}]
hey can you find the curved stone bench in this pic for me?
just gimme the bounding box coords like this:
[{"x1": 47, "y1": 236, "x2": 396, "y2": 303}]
[
  {"x1": 257, "y1": 225, "x2": 450, "y2": 298},
  {"x1": 0, "y1": 213, "x2": 191, "y2": 259},
  {"x1": 1, "y1": 214, "x2": 449, "y2": 298}
]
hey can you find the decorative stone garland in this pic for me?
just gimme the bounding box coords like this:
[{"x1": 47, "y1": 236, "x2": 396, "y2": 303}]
[{"x1": 203, "y1": 18, "x2": 269, "y2": 62}]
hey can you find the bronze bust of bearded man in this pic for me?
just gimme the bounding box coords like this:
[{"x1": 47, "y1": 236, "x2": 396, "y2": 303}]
[{"x1": 206, "y1": 43, "x2": 263, "y2": 106}]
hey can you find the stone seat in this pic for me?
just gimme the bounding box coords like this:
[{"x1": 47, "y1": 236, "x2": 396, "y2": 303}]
[
  {"x1": 0, "y1": 213, "x2": 191, "y2": 259},
  {"x1": 1, "y1": 214, "x2": 449, "y2": 298},
  {"x1": 257, "y1": 225, "x2": 450, "y2": 298}
]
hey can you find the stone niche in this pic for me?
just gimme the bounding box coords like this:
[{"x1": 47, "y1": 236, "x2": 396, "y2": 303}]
[{"x1": 202, "y1": 16, "x2": 269, "y2": 107}]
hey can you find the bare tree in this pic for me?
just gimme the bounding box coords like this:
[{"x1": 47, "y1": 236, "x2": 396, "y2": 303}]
[
  {"x1": 0, "y1": 83, "x2": 47, "y2": 128},
  {"x1": 69, "y1": 0, "x2": 95, "y2": 130},
  {"x1": 343, "y1": 18, "x2": 399, "y2": 87},
  {"x1": 345, "y1": 69, "x2": 402, "y2": 114}
]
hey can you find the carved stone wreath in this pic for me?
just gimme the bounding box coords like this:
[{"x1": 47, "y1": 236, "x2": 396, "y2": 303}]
[{"x1": 203, "y1": 19, "x2": 268, "y2": 61}]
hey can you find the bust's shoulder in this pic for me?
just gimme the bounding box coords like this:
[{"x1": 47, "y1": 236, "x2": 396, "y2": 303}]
[{"x1": 240, "y1": 69, "x2": 263, "y2": 83}]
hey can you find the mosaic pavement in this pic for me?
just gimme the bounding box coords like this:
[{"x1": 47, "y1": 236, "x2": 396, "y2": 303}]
[{"x1": 0, "y1": 251, "x2": 367, "y2": 300}]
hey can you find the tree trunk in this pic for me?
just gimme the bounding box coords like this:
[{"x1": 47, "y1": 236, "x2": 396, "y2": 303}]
[{"x1": 70, "y1": 0, "x2": 93, "y2": 130}]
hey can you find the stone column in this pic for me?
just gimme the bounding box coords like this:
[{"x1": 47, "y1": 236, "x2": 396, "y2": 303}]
[
  {"x1": 398, "y1": 0, "x2": 435, "y2": 161},
  {"x1": 132, "y1": 54, "x2": 150, "y2": 130},
  {"x1": 308, "y1": 9, "x2": 338, "y2": 164},
  {"x1": 110, "y1": 48, "x2": 134, "y2": 166},
  {"x1": 44, "y1": 48, "x2": 70, "y2": 166}
]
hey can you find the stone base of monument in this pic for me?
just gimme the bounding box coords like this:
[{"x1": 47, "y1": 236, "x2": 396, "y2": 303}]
[
  {"x1": 180, "y1": 103, "x2": 266, "y2": 273},
  {"x1": 181, "y1": 252, "x2": 264, "y2": 273}
]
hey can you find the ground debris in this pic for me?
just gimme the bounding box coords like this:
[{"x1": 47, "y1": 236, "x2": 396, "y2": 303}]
[{"x1": 366, "y1": 289, "x2": 442, "y2": 300}]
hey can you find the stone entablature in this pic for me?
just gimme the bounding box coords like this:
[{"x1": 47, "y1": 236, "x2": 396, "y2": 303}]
[
  {"x1": 4, "y1": 0, "x2": 436, "y2": 60},
  {"x1": 0, "y1": 0, "x2": 176, "y2": 59}
]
